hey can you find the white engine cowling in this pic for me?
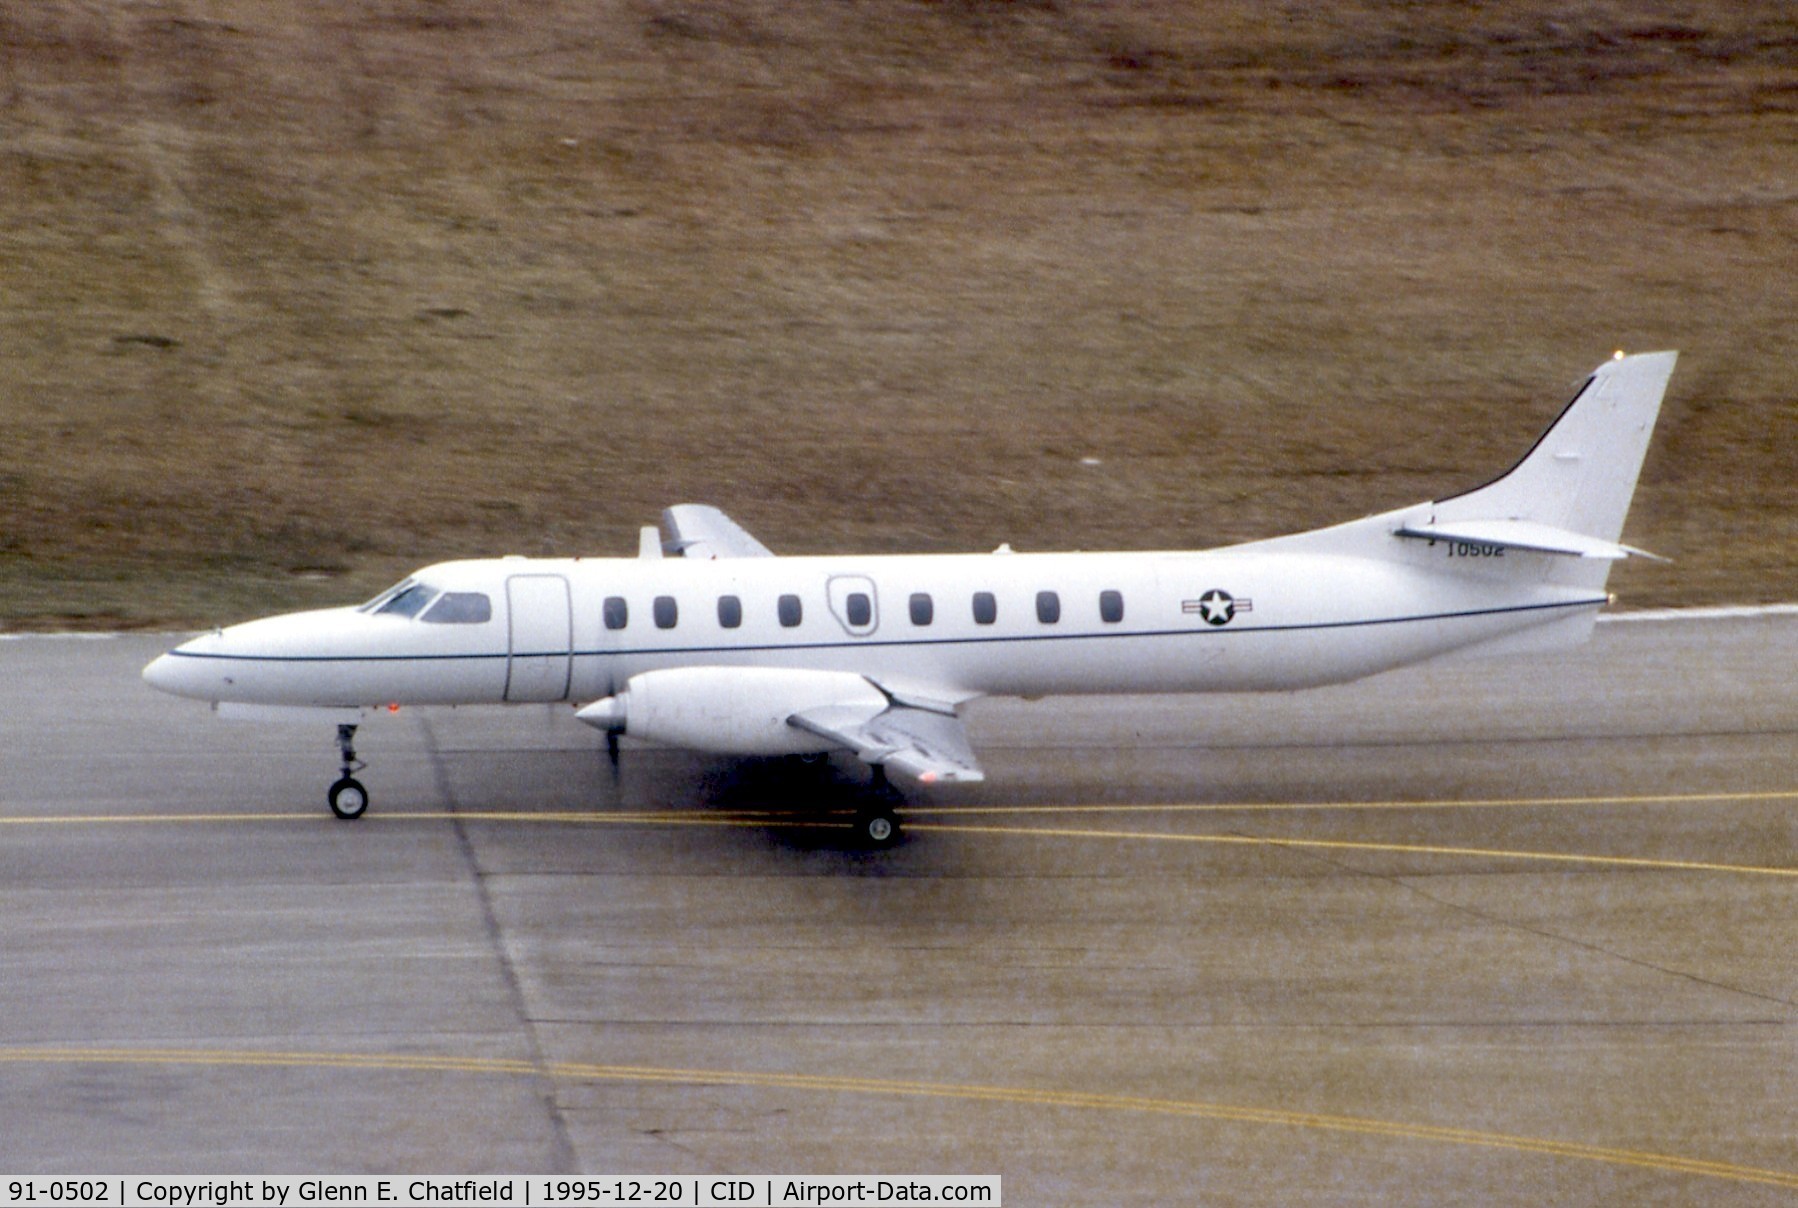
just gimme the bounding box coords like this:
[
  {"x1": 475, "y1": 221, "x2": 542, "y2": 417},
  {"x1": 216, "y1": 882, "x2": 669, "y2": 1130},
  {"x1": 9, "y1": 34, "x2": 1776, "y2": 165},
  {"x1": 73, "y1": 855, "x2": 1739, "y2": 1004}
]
[{"x1": 575, "y1": 666, "x2": 888, "y2": 756}]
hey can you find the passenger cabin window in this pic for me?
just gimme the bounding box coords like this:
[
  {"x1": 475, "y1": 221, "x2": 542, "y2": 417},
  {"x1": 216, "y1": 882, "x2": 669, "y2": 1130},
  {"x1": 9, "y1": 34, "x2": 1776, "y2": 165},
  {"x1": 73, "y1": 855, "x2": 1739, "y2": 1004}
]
[
  {"x1": 846, "y1": 592, "x2": 872, "y2": 628},
  {"x1": 376, "y1": 583, "x2": 436, "y2": 618},
  {"x1": 423, "y1": 592, "x2": 492, "y2": 624},
  {"x1": 653, "y1": 596, "x2": 678, "y2": 629},
  {"x1": 718, "y1": 595, "x2": 743, "y2": 629},
  {"x1": 778, "y1": 594, "x2": 803, "y2": 628},
  {"x1": 1100, "y1": 589, "x2": 1125, "y2": 624},
  {"x1": 909, "y1": 592, "x2": 934, "y2": 626},
  {"x1": 972, "y1": 592, "x2": 997, "y2": 625},
  {"x1": 603, "y1": 596, "x2": 629, "y2": 630},
  {"x1": 1036, "y1": 591, "x2": 1061, "y2": 624}
]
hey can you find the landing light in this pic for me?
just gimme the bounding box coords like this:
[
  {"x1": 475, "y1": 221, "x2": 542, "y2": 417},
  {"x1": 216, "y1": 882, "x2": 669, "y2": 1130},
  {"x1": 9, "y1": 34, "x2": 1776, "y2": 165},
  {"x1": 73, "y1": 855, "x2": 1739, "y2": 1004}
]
[{"x1": 1613, "y1": 349, "x2": 1626, "y2": 360}]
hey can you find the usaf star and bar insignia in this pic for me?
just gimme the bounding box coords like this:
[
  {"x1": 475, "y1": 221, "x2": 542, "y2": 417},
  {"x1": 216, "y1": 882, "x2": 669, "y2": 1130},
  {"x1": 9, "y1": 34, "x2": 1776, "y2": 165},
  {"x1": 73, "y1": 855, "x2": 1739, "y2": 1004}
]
[{"x1": 1183, "y1": 589, "x2": 1252, "y2": 626}]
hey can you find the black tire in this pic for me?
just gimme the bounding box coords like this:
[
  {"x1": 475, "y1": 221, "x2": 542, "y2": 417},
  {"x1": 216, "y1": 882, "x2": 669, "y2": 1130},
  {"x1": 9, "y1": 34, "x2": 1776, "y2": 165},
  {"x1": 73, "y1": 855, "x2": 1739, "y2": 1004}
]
[
  {"x1": 328, "y1": 776, "x2": 369, "y2": 820},
  {"x1": 856, "y1": 806, "x2": 901, "y2": 849}
]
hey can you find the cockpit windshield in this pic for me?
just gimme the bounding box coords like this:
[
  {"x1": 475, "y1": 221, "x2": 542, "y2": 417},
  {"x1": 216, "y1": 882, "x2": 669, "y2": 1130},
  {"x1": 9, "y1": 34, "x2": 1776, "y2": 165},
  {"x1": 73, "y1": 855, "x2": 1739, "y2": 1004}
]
[
  {"x1": 373, "y1": 582, "x2": 438, "y2": 618},
  {"x1": 358, "y1": 579, "x2": 492, "y2": 624},
  {"x1": 358, "y1": 580, "x2": 414, "y2": 614}
]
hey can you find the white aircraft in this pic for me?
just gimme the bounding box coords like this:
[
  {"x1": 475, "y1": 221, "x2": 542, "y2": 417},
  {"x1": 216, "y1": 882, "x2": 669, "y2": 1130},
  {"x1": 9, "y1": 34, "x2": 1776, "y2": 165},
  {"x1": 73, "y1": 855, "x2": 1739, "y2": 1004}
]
[{"x1": 144, "y1": 351, "x2": 1677, "y2": 845}]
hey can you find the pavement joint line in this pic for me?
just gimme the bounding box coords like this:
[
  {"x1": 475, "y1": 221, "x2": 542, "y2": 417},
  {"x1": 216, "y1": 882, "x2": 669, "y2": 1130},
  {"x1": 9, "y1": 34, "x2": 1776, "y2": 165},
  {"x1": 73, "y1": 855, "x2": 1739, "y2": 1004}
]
[
  {"x1": 1, "y1": 1045, "x2": 1793, "y2": 1190},
  {"x1": 418, "y1": 712, "x2": 579, "y2": 1173}
]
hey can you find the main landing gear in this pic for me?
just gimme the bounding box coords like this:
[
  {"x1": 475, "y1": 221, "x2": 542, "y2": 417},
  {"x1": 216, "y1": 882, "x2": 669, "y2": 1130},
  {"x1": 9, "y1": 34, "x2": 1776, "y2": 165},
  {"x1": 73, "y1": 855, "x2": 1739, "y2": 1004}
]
[
  {"x1": 327, "y1": 723, "x2": 369, "y2": 820},
  {"x1": 852, "y1": 765, "x2": 903, "y2": 850}
]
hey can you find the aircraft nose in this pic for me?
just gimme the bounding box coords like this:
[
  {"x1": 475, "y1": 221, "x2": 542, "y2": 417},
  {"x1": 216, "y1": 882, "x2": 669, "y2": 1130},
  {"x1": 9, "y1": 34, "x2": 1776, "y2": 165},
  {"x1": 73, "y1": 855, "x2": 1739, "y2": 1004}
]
[
  {"x1": 142, "y1": 636, "x2": 222, "y2": 701},
  {"x1": 142, "y1": 650, "x2": 191, "y2": 696},
  {"x1": 144, "y1": 650, "x2": 188, "y2": 690}
]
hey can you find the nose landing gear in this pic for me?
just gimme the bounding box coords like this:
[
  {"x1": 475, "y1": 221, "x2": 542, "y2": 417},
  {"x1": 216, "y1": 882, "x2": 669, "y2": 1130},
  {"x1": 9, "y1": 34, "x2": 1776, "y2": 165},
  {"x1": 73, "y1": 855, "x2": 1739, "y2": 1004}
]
[{"x1": 328, "y1": 723, "x2": 369, "y2": 820}]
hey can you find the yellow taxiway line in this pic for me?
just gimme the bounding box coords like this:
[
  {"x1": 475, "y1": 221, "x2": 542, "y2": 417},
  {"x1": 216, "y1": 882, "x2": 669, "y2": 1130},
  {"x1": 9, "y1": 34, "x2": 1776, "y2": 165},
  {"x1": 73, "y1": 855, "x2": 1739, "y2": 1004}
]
[
  {"x1": 3, "y1": 798, "x2": 1795, "y2": 877},
  {"x1": 906, "y1": 821, "x2": 1798, "y2": 879},
  {"x1": 904, "y1": 787, "x2": 1798, "y2": 814},
  {"x1": 8, "y1": 786, "x2": 1795, "y2": 828},
  {"x1": 1, "y1": 1046, "x2": 1794, "y2": 1190}
]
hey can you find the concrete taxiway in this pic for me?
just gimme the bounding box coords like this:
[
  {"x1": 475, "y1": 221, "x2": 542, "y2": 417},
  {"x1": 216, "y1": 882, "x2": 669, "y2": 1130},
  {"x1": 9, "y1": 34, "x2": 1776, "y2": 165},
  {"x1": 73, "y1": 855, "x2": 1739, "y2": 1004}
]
[{"x1": 1, "y1": 616, "x2": 1795, "y2": 1202}]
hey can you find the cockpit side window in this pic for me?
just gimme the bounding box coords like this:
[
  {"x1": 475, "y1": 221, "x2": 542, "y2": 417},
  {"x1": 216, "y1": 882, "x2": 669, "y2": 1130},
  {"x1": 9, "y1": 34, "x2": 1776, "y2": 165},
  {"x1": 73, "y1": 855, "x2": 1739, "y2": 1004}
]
[
  {"x1": 422, "y1": 592, "x2": 492, "y2": 624},
  {"x1": 375, "y1": 583, "x2": 437, "y2": 618}
]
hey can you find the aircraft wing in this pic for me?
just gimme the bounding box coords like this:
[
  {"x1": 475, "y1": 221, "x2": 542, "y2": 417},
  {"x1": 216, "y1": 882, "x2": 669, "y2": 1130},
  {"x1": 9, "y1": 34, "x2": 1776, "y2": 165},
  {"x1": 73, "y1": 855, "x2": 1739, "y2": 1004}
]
[
  {"x1": 789, "y1": 702, "x2": 986, "y2": 785},
  {"x1": 660, "y1": 504, "x2": 774, "y2": 559}
]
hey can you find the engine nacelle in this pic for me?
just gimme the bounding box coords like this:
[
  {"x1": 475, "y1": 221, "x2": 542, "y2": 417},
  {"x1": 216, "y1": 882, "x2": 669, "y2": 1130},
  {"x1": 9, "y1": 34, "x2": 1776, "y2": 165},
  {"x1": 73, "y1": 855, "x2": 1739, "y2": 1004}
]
[{"x1": 575, "y1": 666, "x2": 888, "y2": 757}]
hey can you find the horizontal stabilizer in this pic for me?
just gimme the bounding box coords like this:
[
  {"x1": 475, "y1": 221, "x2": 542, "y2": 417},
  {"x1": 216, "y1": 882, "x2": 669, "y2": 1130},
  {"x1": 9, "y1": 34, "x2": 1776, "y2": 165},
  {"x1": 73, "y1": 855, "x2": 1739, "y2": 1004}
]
[
  {"x1": 1394, "y1": 519, "x2": 1665, "y2": 561},
  {"x1": 660, "y1": 504, "x2": 774, "y2": 559},
  {"x1": 789, "y1": 703, "x2": 986, "y2": 785}
]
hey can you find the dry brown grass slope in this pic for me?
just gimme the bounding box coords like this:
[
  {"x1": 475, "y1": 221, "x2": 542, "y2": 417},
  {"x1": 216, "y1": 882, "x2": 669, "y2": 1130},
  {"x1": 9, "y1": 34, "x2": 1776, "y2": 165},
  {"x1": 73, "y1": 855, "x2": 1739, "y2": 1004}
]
[{"x1": 1, "y1": 1, "x2": 1795, "y2": 627}]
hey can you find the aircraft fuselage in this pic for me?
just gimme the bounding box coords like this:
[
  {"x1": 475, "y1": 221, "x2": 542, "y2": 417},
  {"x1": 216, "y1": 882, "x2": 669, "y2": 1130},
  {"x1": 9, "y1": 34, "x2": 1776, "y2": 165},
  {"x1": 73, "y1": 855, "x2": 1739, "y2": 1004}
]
[
  {"x1": 140, "y1": 351, "x2": 1678, "y2": 826},
  {"x1": 144, "y1": 542, "x2": 1605, "y2": 710}
]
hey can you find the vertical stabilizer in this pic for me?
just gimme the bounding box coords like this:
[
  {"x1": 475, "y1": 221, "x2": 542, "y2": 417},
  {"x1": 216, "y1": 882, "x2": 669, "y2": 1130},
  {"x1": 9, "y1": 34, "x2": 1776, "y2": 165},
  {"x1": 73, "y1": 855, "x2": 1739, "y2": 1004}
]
[{"x1": 1429, "y1": 351, "x2": 1677, "y2": 544}]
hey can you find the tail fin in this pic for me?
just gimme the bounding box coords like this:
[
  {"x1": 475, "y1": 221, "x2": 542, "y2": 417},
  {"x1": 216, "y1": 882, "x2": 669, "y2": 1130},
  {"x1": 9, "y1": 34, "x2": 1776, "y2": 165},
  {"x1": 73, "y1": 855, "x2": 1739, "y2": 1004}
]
[
  {"x1": 1236, "y1": 350, "x2": 1676, "y2": 600},
  {"x1": 1384, "y1": 350, "x2": 1675, "y2": 596},
  {"x1": 1421, "y1": 350, "x2": 1677, "y2": 548}
]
